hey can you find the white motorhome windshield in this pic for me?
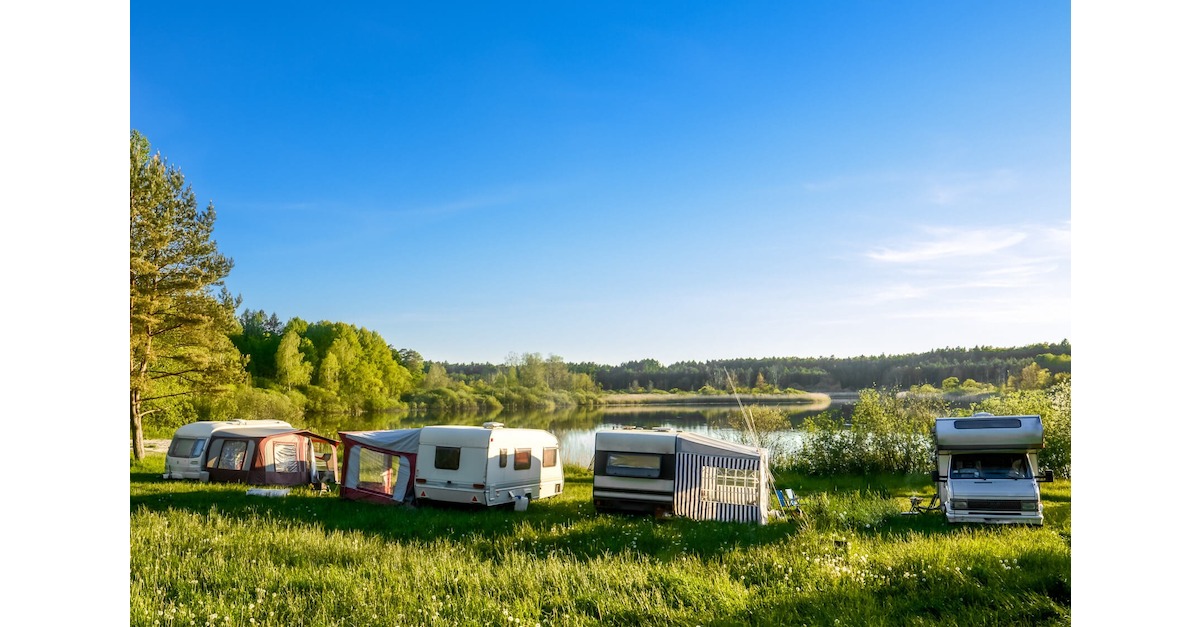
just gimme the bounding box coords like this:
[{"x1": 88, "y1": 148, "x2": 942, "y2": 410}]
[{"x1": 950, "y1": 453, "x2": 1030, "y2": 480}]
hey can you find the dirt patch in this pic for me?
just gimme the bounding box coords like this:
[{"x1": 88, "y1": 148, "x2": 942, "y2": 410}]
[{"x1": 133, "y1": 439, "x2": 171, "y2": 453}]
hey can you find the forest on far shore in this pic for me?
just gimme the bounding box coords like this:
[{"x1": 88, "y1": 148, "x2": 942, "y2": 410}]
[{"x1": 439, "y1": 340, "x2": 1072, "y2": 395}]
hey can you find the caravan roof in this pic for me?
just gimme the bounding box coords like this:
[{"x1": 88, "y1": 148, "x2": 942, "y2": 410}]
[
  {"x1": 595, "y1": 429, "x2": 765, "y2": 457},
  {"x1": 172, "y1": 419, "x2": 291, "y2": 439},
  {"x1": 418, "y1": 425, "x2": 556, "y2": 448},
  {"x1": 212, "y1": 424, "x2": 309, "y2": 439},
  {"x1": 934, "y1": 414, "x2": 1044, "y2": 450}
]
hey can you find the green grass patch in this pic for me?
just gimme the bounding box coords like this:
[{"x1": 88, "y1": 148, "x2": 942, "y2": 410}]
[{"x1": 132, "y1": 455, "x2": 1069, "y2": 626}]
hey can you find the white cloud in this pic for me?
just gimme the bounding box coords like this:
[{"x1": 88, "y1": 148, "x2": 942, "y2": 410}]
[{"x1": 867, "y1": 227, "x2": 1028, "y2": 263}]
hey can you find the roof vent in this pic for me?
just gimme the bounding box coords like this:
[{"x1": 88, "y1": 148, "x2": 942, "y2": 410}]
[
  {"x1": 483, "y1": 421, "x2": 505, "y2": 429},
  {"x1": 972, "y1": 412, "x2": 995, "y2": 417},
  {"x1": 652, "y1": 427, "x2": 674, "y2": 432}
]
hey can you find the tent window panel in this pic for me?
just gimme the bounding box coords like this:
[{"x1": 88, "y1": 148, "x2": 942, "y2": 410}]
[
  {"x1": 435, "y1": 446, "x2": 461, "y2": 470},
  {"x1": 216, "y1": 440, "x2": 248, "y2": 470},
  {"x1": 514, "y1": 448, "x2": 532, "y2": 471},
  {"x1": 313, "y1": 441, "x2": 336, "y2": 473},
  {"x1": 168, "y1": 437, "x2": 205, "y2": 458},
  {"x1": 700, "y1": 466, "x2": 759, "y2": 505},
  {"x1": 543, "y1": 447, "x2": 558, "y2": 468},
  {"x1": 273, "y1": 443, "x2": 299, "y2": 473},
  {"x1": 356, "y1": 449, "x2": 395, "y2": 495},
  {"x1": 499, "y1": 448, "x2": 508, "y2": 468}
]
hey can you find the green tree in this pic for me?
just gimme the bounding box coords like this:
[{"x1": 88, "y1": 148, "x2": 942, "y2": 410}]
[
  {"x1": 1009, "y1": 362, "x2": 1052, "y2": 390},
  {"x1": 317, "y1": 351, "x2": 341, "y2": 391},
  {"x1": 394, "y1": 347, "x2": 425, "y2": 388},
  {"x1": 275, "y1": 330, "x2": 313, "y2": 390},
  {"x1": 423, "y1": 363, "x2": 451, "y2": 389},
  {"x1": 130, "y1": 130, "x2": 245, "y2": 460}
]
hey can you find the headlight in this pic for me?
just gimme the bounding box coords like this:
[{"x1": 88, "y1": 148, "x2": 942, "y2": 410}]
[
  {"x1": 952, "y1": 500, "x2": 968, "y2": 510},
  {"x1": 1021, "y1": 501, "x2": 1038, "y2": 512}
]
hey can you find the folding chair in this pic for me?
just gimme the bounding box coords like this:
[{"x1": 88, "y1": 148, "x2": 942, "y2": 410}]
[{"x1": 775, "y1": 488, "x2": 803, "y2": 520}]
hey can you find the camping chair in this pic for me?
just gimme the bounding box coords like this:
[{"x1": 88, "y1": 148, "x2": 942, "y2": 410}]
[{"x1": 775, "y1": 488, "x2": 803, "y2": 520}]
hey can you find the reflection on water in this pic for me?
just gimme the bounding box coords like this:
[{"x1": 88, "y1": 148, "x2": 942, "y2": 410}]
[{"x1": 295, "y1": 402, "x2": 848, "y2": 468}]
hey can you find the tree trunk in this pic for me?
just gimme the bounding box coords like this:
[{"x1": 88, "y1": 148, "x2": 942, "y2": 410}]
[{"x1": 130, "y1": 388, "x2": 145, "y2": 461}]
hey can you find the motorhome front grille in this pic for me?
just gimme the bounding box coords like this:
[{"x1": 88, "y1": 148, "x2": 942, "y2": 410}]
[{"x1": 965, "y1": 499, "x2": 1022, "y2": 511}]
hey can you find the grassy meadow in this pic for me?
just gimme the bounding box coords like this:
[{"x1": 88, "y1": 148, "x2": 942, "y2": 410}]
[{"x1": 131, "y1": 455, "x2": 1070, "y2": 626}]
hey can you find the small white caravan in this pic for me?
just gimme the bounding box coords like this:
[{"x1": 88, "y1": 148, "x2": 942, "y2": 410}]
[
  {"x1": 592, "y1": 429, "x2": 678, "y2": 514},
  {"x1": 163, "y1": 419, "x2": 292, "y2": 480},
  {"x1": 932, "y1": 413, "x2": 1054, "y2": 525},
  {"x1": 413, "y1": 423, "x2": 564, "y2": 507},
  {"x1": 593, "y1": 428, "x2": 771, "y2": 524}
]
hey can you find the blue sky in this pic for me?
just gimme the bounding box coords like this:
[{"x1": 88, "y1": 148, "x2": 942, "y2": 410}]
[{"x1": 130, "y1": 2, "x2": 1071, "y2": 365}]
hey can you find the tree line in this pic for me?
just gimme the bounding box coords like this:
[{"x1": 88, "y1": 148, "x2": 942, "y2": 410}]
[{"x1": 439, "y1": 342, "x2": 1071, "y2": 394}]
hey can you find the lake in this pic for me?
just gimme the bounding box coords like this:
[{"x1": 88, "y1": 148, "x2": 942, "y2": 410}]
[{"x1": 297, "y1": 396, "x2": 857, "y2": 467}]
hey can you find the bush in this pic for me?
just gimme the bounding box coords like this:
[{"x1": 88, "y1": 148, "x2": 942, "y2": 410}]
[
  {"x1": 973, "y1": 381, "x2": 1071, "y2": 477},
  {"x1": 783, "y1": 389, "x2": 942, "y2": 476},
  {"x1": 793, "y1": 423, "x2": 933, "y2": 476},
  {"x1": 203, "y1": 385, "x2": 306, "y2": 423}
]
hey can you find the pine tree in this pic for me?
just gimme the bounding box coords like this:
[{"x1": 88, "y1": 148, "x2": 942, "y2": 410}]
[{"x1": 130, "y1": 130, "x2": 245, "y2": 460}]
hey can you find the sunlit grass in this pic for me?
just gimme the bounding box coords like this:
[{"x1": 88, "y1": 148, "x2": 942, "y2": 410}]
[{"x1": 131, "y1": 455, "x2": 1069, "y2": 626}]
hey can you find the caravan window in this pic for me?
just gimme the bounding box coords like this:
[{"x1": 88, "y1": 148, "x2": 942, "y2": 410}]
[
  {"x1": 601, "y1": 452, "x2": 663, "y2": 479},
  {"x1": 168, "y1": 437, "x2": 205, "y2": 458},
  {"x1": 499, "y1": 448, "x2": 508, "y2": 468},
  {"x1": 214, "y1": 440, "x2": 248, "y2": 470},
  {"x1": 273, "y1": 442, "x2": 299, "y2": 473},
  {"x1": 700, "y1": 467, "x2": 759, "y2": 505},
  {"x1": 434, "y1": 446, "x2": 461, "y2": 470},
  {"x1": 543, "y1": 447, "x2": 558, "y2": 468},
  {"x1": 514, "y1": 448, "x2": 532, "y2": 471}
]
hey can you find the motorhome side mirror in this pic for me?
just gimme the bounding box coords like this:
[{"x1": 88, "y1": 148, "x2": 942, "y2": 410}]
[
  {"x1": 931, "y1": 470, "x2": 941, "y2": 483},
  {"x1": 1041, "y1": 470, "x2": 1055, "y2": 483}
]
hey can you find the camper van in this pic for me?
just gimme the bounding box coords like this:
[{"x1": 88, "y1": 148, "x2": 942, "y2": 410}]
[
  {"x1": 593, "y1": 428, "x2": 771, "y2": 524},
  {"x1": 932, "y1": 413, "x2": 1054, "y2": 525},
  {"x1": 164, "y1": 419, "x2": 292, "y2": 480},
  {"x1": 413, "y1": 423, "x2": 563, "y2": 507}
]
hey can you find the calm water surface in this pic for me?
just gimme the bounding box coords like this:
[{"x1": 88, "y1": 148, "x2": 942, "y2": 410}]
[{"x1": 299, "y1": 399, "x2": 856, "y2": 467}]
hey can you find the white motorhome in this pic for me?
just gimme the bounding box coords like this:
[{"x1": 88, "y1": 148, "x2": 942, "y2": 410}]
[
  {"x1": 932, "y1": 413, "x2": 1054, "y2": 525},
  {"x1": 163, "y1": 419, "x2": 292, "y2": 480},
  {"x1": 593, "y1": 428, "x2": 771, "y2": 524},
  {"x1": 413, "y1": 423, "x2": 564, "y2": 507}
]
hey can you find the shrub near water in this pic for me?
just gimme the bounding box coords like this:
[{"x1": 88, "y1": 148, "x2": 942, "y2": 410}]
[{"x1": 132, "y1": 455, "x2": 1069, "y2": 626}]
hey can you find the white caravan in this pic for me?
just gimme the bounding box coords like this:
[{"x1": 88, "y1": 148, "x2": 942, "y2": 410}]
[
  {"x1": 593, "y1": 428, "x2": 771, "y2": 524},
  {"x1": 932, "y1": 413, "x2": 1054, "y2": 525},
  {"x1": 592, "y1": 429, "x2": 678, "y2": 515},
  {"x1": 413, "y1": 423, "x2": 564, "y2": 507},
  {"x1": 163, "y1": 419, "x2": 292, "y2": 480}
]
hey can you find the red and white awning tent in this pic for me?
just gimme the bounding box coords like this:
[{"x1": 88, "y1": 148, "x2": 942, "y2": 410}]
[
  {"x1": 204, "y1": 426, "x2": 339, "y2": 486},
  {"x1": 338, "y1": 429, "x2": 421, "y2": 505}
]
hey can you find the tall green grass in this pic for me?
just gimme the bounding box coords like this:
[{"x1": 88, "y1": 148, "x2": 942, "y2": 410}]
[{"x1": 131, "y1": 456, "x2": 1069, "y2": 626}]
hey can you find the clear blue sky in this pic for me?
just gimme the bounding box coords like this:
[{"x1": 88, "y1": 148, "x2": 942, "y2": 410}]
[{"x1": 130, "y1": 2, "x2": 1070, "y2": 365}]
